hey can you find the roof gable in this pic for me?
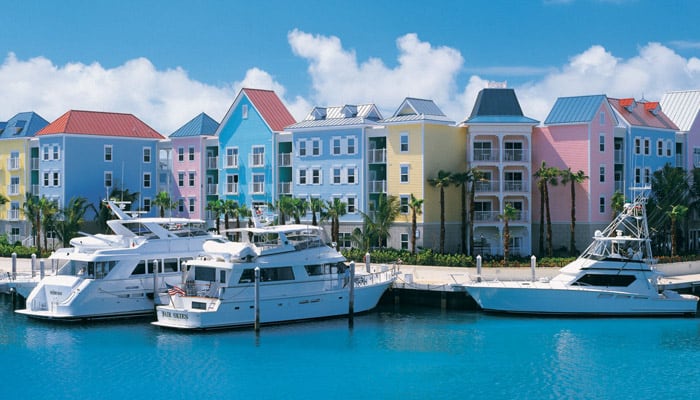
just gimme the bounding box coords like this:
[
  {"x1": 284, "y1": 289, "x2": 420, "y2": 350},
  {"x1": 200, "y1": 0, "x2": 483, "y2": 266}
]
[
  {"x1": 660, "y1": 90, "x2": 700, "y2": 131},
  {"x1": 36, "y1": 110, "x2": 163, "y2": 139},
  {"x1": 0, "y1": 111, "x2": 49, "y2": 139},
  {"x1": 242, "y1": 88, "x2": 296, "y2": 132},
  {"x1": 170, "y1": 113, "x2": 219, "y2": 137},
  {"x1": 608, "y1": 98, "x2": 678, "y2": 130}
]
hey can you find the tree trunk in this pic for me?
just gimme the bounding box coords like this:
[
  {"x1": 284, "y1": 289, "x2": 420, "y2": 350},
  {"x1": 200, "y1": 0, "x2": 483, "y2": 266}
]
[
  {"x1": 570, "y1": 181, "x2": 576, "y2": 256},
  {"x1": 439, "y1": 188, "x2": 445, "y2": 253},
  {"x1": 544, "y1": 182, "x2": 553, "y2": 257}
]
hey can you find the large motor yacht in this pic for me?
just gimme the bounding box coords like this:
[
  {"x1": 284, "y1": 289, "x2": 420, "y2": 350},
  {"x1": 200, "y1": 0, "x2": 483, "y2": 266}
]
[
  {"x1": 152, "y1": 224, "x2": 396, "y2": 330},
  {"x1": 464, "y1": 188, "x2": 698, "y2": 316},
  {"x1": 16, "y1": 201, "x2": 220, "y2": 320}
]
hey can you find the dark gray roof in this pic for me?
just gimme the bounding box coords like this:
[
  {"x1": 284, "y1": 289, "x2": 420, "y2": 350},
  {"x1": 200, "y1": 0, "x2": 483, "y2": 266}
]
[
  {"x1": 170, "y1": 113, "x2": 219, "y2": 137},
  {"x1": 464, "y1": 88, "x2": 538, "y2": 124}
]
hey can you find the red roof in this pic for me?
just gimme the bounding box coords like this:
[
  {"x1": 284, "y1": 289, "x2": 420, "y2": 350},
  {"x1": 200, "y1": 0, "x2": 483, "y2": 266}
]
[
  {"x1": 36, "y1": 110, "x2": 164, "y2": 139},
  {"x1": 619, "y1": 98, "x2": 635, "y2": 107},
  {"x1": 242, "y1": 88, "x2": 296, "y2": 131},
  {"x1": 608, "y1": 98, "x2": 678, "y2": 130}
]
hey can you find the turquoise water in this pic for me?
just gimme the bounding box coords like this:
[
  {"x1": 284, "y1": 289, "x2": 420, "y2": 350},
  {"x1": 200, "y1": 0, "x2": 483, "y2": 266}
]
[{"x1": 2, "y1": 295, "x2": 700, "y2": 400}]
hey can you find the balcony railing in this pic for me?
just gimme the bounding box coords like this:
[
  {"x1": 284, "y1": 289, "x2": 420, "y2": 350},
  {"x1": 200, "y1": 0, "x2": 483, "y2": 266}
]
[
  {"x1": 7, "y1": 184, "x2": 19, "y2": 196},
  {"x1": 475, "y1": 180, "x2": 499, "y2": 192},
  {"x1": 31, "y1": 157, "x2": 39, "y2": 170},
  {"x1": 676, "y1": 154, "x2": 683, "y2": 168},
  {"x1": 206, "y1": 184, "x2": 218, "y2": 195},
  {"x1": 475, "y1": 211, "x2": 499, "y2": 222},
  {"x1": 278, "y1": 153, "x2": 292, "y2": 167},
  {"x1": 614, "y1": 149, "x2": 624, "y2": 164},
  {"x1": 614, "y1": 181, "x2": 624, "y2": 194},
  {"x1": 473, "y1": 149, "x2": 498, "y2": 162},
  {"x1": 504, "y1": 180, "x2": 528, "y2": 192},
  {"x1": 503, "y1": 149, "x2": 528, "y2": 162},
  {"x1": 251, "y1": 182, "x2": 265, "y2": 194},
  {"x1": 225, "y1": 183, "x2": 238, "y2": 195},
  {"x1": 207, "y1": 156, "x2": 218, "y2": 170},
  {"x1": 368, "y1": 180, "x2": 387, "y2": 194},
  {"x1": 8, "y1": 209, "x2": 20, "y2": 221},
  {"x1": 225, "y1": 155, "x2": 239, "y2": 168},
  {"x1": 278, "y1": 182, "x2": 292, "y2": 195},
  {"x1": 368, "y1": 148, "x2": 386, "y2": 164},
  {"x1": 250, "y1": 153, "x2": 265, "y2": 168},
  {"x1": 8, "y1": 158, "x2": 19, "y2": 170}
]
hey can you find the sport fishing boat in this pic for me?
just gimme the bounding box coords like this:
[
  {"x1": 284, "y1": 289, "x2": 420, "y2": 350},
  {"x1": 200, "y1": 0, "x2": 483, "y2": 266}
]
[
  {"x1": 152, "y1": 224, "x2": 396, "y2": 330},
  {"x1": 464, "y1": 188, "x2": 698, "y2": 316},
  {"x1": 16, "y1": 201, "x2": 220, "y2": 320}
]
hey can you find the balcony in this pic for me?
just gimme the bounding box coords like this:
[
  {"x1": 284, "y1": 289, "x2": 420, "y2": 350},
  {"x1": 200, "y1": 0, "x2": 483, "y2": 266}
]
[
  {"x1": 8, "y1": 158, "x2": 19, "y2": 170},
  {"x1": 504, "y1": 180, "x2": 528, "y2": 192},
  {"x1": 614, "y1": 149, "x2": 624, "y2": 164},
  {"x1": 206, "y1": 183, "x2": 218, "y2": 195},
  {"x1": 368, "y1": 148, "x2": 386, "y2": 164},
  {"x1": 249, "y1": 153, "x2": 265, "y2": 168},
  {"x1": 368, "y1": 180, "x2": 387, "y2": 194},
  {"x1": 278, "y1": 182, "x2": 292, "y2": 195},
  {"x1": 473, "y1": 149, "x2": 498, "y2": 162},
  {"x1": 614, "y1": 181, "x2": 624, "y2": 194},
  {"x1": 31, "y1": 157, "x2": 39, "y2": 170},
  {"x1": 474, "y1": 211, "x2": 499, "y2": 222},
  {"x1": 278, "y1": 153, "x2": 292, "y2": 167},
  {"x1": 676, "y1": 154, "x2": 683, "y2": 168},
  {"x1": 207, "y1": 156, "x2": 218, "y2": 170}
]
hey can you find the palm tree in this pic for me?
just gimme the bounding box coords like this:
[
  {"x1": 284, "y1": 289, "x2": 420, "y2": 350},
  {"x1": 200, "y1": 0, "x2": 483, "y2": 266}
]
[
  {"x1": 323, "y1": 198, "x2": 347, "y2": 249},
  {"x1": 428, "y1": 170, "x2": 452, "y2": 253},
  {"x1": 559, "y1": 168, "x2": 588, "y2": 256},
  {"x1": 469, "y1": 169, "x2": 486, "y2": 256},
  {"x1": 40, "y1": 197, "x2": 59, "y2": 251},
  {"x1": 611, "y1": 191, "x2": 625, "y2": 219},
  {"x1": 650, "y1": 163, "x2": 692, "y2": 255},
  {"x1": 667, "y1": 205, "x2": 688, "y2": 257},
  {"x1": 349, "y1": 227, "x2": 370, "y2": 253},
  {"x1": 0, "y1": 194, "x2": 8, "y2": 207},
  {"x1": 291, "y1": 197, "x2": 308, "y2": 224},
  {"x1": 23, "y1": 193, "x2": 41, "y2": 253},
  {"x1": 236, "y1": 204, "x2": 251, "y2": 228},
  {"x1": 309, "y1": 198, "x2": 324, "y2": 226},
  {"x1": 451, "y1": 171, "x2": 470, "y2": 254},
  {"x1": 362, "y1": 194, "x2": 400, "y2": 249},
  {"x1": 534, "y1": 162, "x2": 559, "y2": 257},
  {"x1": 206, "y1": 199, "x2": 224, "y2": 234},
  {"x1": 55, "y1": 197, "x2": 90, "y2": 246},
  {"x1": 221, "y1": 199, "x2": 238, "y2": 230},
  {"x1": 153, "y1": 191, "x2": 175, "y2": 218},
  {"x1": 499, "y1": 203, "x2": 518, "y2": 267},
  {"x1": 408, "y1": 194, "x2": 424, "y2": 254}
]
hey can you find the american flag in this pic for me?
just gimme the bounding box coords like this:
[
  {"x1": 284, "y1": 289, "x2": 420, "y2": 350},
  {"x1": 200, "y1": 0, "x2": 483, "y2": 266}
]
[{"x1": 166, "y1": 283, "x2": 186, "y2": 296}]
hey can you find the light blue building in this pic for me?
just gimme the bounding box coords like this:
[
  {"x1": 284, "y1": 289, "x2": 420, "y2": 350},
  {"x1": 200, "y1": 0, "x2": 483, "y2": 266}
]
[
  {"x1": 34, "y1": 110, "x2": 164, "y2": 219},
  {"x1": 285, "y1": 104, "x2": 383, "y2": 226},
  {"x1": 215, "y1": 88, "x2": 296, "y2": 212}
]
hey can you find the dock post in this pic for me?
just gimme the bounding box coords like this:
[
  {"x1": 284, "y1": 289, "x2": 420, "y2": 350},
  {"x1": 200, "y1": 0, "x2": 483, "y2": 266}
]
[
  {"x1": 254, "y1": 267, "x2": 260, "y2": 333},
  {"x1": 11, "y1": 252, "x2": 16, "y2": 280},
  {"x1": 349, "y1": 261, "x2": 355, "y2": 328},
  {"x1": 530, "y1": 255, "x2": 536, "y2": 282},
  {"x1": 365, "y1": 252, "x2": 371, "y2": 273},
  {"x1": 153, "y1": 259, "x2": 159, "y2": 304},
  {"x1": 31, "y1": 254, "x2": 36, "y2": 278},
  {"x1": 39, "y1": 260, "x2": 45, "y2": 280},
  {"x1": 476, "y1": 255, "x2": 482, "y2": 282}
]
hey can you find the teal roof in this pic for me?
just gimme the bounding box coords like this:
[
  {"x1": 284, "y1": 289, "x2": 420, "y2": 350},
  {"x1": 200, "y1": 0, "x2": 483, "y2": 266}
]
[
  {"x1": 0, "y1": 111, "x2": 49, "y2": 139},
  {"x1": 170, "y1": 113, "x2": 219, "y2": 137},
  {"x1": 464, "y1": 88, "x2": 538, "y2": 124},
  {"x1": 544, "y1": 95, "x2": 607, "y2": 125}
]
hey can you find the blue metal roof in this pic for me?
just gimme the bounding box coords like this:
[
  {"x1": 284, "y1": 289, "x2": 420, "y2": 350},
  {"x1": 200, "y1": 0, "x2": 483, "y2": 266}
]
[
  {"x1": 170, "y1": 113, "x2": 219, "y2": 137},
  {"x1": 544, "y1": 95, "x2": 607, "y2": 125},
  {"x1": 464, "y1": 88, "x2": 538, "y2": 124},
  {"x1": 0, "y1": 111, "x2": 49, "y2": 139}
]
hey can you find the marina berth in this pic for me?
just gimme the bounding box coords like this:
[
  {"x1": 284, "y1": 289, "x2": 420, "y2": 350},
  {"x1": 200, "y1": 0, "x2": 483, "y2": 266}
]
[
  {"x1": 464, "y1": 187, "x2": 699, "y2": 316},
  {"x1": 153, "y1": 224, "x2": 396, "y2": 330},
  {"x1": 15, "y1": 201, "x2": 221, "y2": 320}
]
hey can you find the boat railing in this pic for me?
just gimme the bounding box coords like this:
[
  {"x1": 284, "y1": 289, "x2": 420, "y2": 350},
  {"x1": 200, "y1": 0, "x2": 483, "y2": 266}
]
[{"x1": 354, "y1": 266, "x2": 397, "y2": 287}]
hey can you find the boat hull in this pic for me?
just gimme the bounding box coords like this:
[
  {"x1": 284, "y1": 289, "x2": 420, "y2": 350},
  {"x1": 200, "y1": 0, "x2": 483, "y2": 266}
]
[
  {"x1": 153, "y1": 280, "x2": 393, "y2": 330},
  {"x1": 465, "y1": 283, "x2": 698, "y2": 316}
]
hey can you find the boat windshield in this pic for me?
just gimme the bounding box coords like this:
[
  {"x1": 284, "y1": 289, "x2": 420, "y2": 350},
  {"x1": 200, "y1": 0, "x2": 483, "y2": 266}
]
[{"x1": 57, "y1": 260, "x2": 116, "y2": 279}]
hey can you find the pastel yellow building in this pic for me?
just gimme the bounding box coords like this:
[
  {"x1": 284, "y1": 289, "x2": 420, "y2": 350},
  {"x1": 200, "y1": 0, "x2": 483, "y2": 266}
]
[{"x1": 382, "y1": 98, "x2": 466, "y2": 253}]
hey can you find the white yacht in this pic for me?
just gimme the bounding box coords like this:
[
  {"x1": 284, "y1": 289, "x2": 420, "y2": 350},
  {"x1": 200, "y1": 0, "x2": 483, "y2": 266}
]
[
  {"x1": 464, "y1": 188, "x2": 698, "y2": 316},
  {"x1": 16, "y1": 201, "x2": 220, "y2": 320},
  {"x1": 152, "y1": 224, "x2": 396, "y2": 330}
]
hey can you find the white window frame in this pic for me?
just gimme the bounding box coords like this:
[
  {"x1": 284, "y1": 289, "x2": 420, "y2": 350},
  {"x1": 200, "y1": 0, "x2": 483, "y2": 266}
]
[
  {"x1": 347, "y1": 167, "x2": 356, "y2": 184},
  {"x1": 400, "y1": 194, "x2": 409, "y2": 214},
  {"x1": 333, "y1": 167, "x2": 342, "y2": 184},
  {"x1": 143, "y1": 172, "x2": 151, "y2": 188},
  {"x1": 188, "y1": 197, "x2": 195, "y2": 213},
  {"x1": 657, "y1": 139, "x2": 664, "y2": 156},
  {"x1": 400, "y1": 164, "x2": 409, "y2": 183},
  {"x1": 226, "y1": 147, "x2": 239, "y2": 168},
  {"x1": 347, "y1": 196, "x2": 356, "y2": 213},
  {"x1": 599, "y1": 196, "x2": 606, "y2": 214},
  {"x1": 52, "y1": 145, "x2": 60, "y2": 160},
  {"x1": 400, "y1": 132, "x2": 409, "y2": 152},
  {"x1": 188, "y1": 171, "x2": 195, "y2": 187},
  {"x1": 299, "y1": 140, "x2": 307, "y2": 157},
  {"x1": 104, "y1": 145, "x2": 113, "y2": 162},
  {"x1": 242, "y1": 104, "x2": 248, "y2": 119},
  {"x1": 298, "y1": 169, "x2": 307, "y2": 185},
  {"x1": 311, "y1": 168, "x2": 321, "y2": 185},
  {"x1": 178, "y1": 147, "x2": 184, "y2": 162},
  {"x1": 143, "y1": 147, "x2": 151, "y2": 163},
  {"x1": 312, "y1": 139, "x2": 320, "y2": 156},
  {"x1": 347, "y1": 137, "x2": 356, "y2": 155},
  {"x1": 332, "y1": 137, "x2": 341, "y2": 155},
  {"x1": 188, "y1": 146, "x2": 195, "y2": 161},
  {"x1": 226, "y1": 174, "x2": 238, "y2": 194},
  {"x1": 599, "y1": 165, "x2": 605, "y2": 183},
  {"x1": 599, "y1": 133, "x2": 605, "y2": 152}
]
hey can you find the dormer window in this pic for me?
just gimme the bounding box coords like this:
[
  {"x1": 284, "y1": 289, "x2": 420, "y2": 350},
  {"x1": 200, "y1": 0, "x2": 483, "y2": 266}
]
[
  {"x1": 311, "y1": 107, "x2": 327, "y2": 120},
  {"x1": 620, "y1": 98, "x2": 636, "y2": 112}
]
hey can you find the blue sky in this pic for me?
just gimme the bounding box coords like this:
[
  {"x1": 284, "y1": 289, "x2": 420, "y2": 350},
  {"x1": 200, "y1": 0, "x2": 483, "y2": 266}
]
[{"x1": 2, "y1": 0, "x2": 700, "y2": 133}]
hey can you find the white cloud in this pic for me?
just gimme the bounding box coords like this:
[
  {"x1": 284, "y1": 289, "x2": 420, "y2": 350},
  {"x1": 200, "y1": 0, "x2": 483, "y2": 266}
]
[{"x1": 0, "y1": 53, "x2": 235, "y2": 134}]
